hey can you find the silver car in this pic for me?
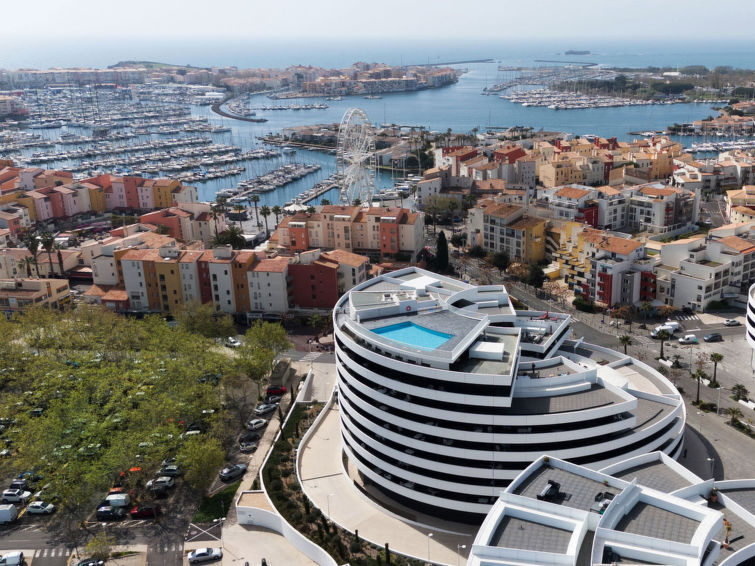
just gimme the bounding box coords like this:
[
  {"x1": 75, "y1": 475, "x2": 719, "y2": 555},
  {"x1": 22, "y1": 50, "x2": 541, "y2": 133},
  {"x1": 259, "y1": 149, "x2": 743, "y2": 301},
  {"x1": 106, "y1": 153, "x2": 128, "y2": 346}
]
[{"x1": 187, "y1": 547, "x2": 222, "y2": 563}]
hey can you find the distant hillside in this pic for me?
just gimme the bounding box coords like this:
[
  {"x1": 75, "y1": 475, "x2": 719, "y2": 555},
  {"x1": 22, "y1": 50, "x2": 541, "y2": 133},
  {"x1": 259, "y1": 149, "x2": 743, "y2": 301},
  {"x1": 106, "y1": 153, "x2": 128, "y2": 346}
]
[{"x1": 108, "y1": 60, "x2": 210, "y2": 70}]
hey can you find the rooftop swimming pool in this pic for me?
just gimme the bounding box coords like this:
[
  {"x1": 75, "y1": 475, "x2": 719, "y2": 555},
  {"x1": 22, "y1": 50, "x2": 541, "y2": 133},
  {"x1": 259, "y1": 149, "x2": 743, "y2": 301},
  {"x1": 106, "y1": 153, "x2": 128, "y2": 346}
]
[{"x1": 372, "y1": 321, "x2": 453, "y2": 350}]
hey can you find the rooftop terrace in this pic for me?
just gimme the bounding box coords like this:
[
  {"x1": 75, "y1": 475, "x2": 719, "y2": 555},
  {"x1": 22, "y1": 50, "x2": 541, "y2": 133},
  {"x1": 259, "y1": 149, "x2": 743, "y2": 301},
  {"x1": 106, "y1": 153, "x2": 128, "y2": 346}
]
[
  {"x1": 491, "y1": 516, "x2": 573, "y2": 554},
  {"x1": 611, "y1": 461, "x2": 691, "y2": 493},
  {"x1": 512, "y1": 466, "x2": 619, "y2": 512},
  {"x1": 614, "y1": 501, "x2": 699, "y2": 543}
]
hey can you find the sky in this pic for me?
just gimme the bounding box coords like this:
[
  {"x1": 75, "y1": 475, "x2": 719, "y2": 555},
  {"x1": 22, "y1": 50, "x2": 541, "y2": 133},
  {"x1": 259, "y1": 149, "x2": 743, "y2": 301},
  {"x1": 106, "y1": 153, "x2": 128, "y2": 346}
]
[{"x1": 6, "y1": 0, "x2": 755, "y2": 40}]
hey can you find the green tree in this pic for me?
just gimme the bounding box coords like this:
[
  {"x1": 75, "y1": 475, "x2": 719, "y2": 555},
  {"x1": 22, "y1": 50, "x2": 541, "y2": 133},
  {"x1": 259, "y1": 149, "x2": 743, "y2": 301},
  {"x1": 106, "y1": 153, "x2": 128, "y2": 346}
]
[
  {"x1": 619, "y1": 335, "x2": 632, "y2": 355},
  {"x1": 55, "y1": 244, "x2": 65, "y2": 278},
  {"x1": 307, "y1": 206, "x2": 316, "y2": 214},
  {"x1": 490, "y1": 251, "x2": 510, "y2": 274},
  {"x1": 237, "y1": 321, "x2": 291, "y2": 383},
  {"x1": 436, "y1": 231, "x2": 449, "y2": 272},
  {"x1": 250, "y1": 194, "x2": 260, "y2": 228},
  {"x1": 710, "y1": 352, "x2": 723, "y2": 384},
  {"x1": 320, "y1": 199, "x2": 331, "y2": 206},
  {"x1": 177, "y1": 302, "x2": 236, "y2": 338},
  {"x1": 725, "y1": 406, "x2": 744, "y2": 426},
  {"x1": 85, "y1": 532, "x2": 116, "y2": 561},
  {"x1": 39, "y1": 232, "x2": 55, "y2": 277},
  {"x1": 271, "y1": 205, "x2": 282, "y2": 227},
  {"x1": 732, "y1": 384, "x2": 749, "y2": 401},
  {"x1": 353, "y1": 198, "x2": 361, "y2": 207},
  {"x1": 527, "y1": 264, "x2": 546, "y2": 287},
  {"x1": 23, "y1": 232, "x2": 40, "y2": 277},
  {"x1": 656, "y1": 329, "x2": 670, "y2": 360},
  {"x1": 260, "y1": 205, "x2": 271, "y2": 235},
  {"x1": 179, "y1": 436, "x2": 225, "y2": 491},
  {"x1": 639, "y1": 301, "x2": 652, "y2": 328},
  {"x1": 308, "y1": 313, "x2": 325, "y2": 336}
]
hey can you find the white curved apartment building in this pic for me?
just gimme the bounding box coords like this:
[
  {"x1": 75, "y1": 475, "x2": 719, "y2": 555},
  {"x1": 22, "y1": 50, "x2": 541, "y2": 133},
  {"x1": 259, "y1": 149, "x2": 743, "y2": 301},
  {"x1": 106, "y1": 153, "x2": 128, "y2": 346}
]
[{"x1": 333, "y1": 267, "x2": 685, "y2": 519}]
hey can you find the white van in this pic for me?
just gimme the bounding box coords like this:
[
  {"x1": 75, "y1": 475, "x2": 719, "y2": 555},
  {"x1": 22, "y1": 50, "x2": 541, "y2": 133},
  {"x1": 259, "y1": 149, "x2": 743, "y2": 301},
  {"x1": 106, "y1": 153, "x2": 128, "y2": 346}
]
[
  {"x1": 0, "y1": 504, "x2": 17, "y2": 524},
  {"x1": 105, "y1": 493, "x2": 131, "y2": 508},
  {"x1": 0, "y1": 551, "x2": 24, "y2": 565},
  {"x1": 651, "y1": 322, "x2": 680, "y2": 337}
]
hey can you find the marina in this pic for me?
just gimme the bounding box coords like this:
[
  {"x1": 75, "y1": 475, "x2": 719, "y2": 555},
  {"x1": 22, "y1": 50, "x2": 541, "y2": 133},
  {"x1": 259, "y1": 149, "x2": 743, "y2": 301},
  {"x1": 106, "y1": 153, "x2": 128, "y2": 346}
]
[
  {"x1": 221, "y1": 163, "x2": 323, "y2": 202},
  {"x1": 499, "y1": 88, "x2": 685, "y2": 110}
]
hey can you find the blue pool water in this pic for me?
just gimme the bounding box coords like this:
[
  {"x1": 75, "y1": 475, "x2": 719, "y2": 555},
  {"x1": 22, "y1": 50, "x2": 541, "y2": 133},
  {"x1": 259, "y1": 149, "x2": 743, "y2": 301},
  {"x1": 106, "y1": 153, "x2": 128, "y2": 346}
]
[{"x1": 372, "y1": 322, "x2": 453, "y2": 350}]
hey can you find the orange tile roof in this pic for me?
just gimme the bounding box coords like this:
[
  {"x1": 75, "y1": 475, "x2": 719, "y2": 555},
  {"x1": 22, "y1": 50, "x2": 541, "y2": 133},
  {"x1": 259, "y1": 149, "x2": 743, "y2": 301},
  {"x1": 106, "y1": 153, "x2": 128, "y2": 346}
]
[
  {"x1": 555, "y1": 187, "x2": 590, "y2": 200},
  {"x1": 717, "y1": 235, "x2": 755, "y2": 253},
  {"x1": 251, "y1": 257, "x2": 290, "y2": 273},
  {"x1": 638, "y1": 186, "x2": 678, "y2": 198},
  {"x1": 583, "y1": 230, "x2": 643, "y2": 255},
  {"x1": 322, "y1": 249, "x2": 369, "y2": 267}
]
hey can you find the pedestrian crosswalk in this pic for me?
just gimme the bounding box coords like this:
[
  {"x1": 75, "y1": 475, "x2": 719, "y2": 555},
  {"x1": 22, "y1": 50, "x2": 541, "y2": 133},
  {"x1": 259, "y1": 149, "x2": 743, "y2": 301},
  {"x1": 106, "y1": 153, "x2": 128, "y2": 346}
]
[
  {"x1": 301, "y1": 351, "x2": 322, "y2": 363},
  {"x1": 33, "y1": 547, "x2": 72, "y2": 558},
  {"x1": 671, "y1": 313, "x2": 700, "y2": 323},
  {"x1": 154, "y1": 542, "x2": 183, "y2": 553}
]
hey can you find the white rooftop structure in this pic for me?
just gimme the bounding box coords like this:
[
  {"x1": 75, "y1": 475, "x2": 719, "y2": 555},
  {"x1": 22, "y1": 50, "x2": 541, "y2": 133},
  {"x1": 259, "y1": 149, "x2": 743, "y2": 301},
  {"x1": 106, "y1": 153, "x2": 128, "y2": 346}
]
[
  {"x1": 333, "y1": 268, "x2": 685, "y2": 520},
  {"x1": 469, "y1": 452, "x2": 755, "y2": 566}
]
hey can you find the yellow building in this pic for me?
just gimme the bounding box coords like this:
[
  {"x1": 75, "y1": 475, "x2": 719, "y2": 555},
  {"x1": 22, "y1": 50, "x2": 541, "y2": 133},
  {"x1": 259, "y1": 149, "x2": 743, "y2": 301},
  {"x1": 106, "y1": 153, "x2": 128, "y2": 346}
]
[
  {"x1": 0, "y1": 278, "x2": 71, "y2": 311},
  {"x1": 12, "y1": 193, "x2": 37, "y2": 222},
  {"x1": 82, "y1": 182, "x2": 107, "y2": 213},
  {"x1": 508, "y1": 216, "x2": 546, "y2": 264},
  {"x1": 153, "y1": 255, "x2": 184, "y2": 314},
  {"x1": 540, "y1": 160, "x2": 584, "y2": 188},
  {"x1": 153, "y1": 179, "x2": 180, "y2": 209}
]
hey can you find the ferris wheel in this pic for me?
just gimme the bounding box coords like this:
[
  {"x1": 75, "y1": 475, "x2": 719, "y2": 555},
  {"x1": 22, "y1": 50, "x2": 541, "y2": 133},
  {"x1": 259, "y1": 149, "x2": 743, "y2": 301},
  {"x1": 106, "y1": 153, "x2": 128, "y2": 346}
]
[{"x1": 336, "y1": 108, "x2": 376, "y2": 206}]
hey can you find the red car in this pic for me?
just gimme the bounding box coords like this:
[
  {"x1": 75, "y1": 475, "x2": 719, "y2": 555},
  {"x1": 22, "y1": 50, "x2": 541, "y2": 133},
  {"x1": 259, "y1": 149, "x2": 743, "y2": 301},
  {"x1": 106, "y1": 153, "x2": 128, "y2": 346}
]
[
  {"x1": 129, "y1": 504, "x2": 161, "y2": 519},
  {"x1": 266, "y1": 386, "x2": 287, "y2": 396}
]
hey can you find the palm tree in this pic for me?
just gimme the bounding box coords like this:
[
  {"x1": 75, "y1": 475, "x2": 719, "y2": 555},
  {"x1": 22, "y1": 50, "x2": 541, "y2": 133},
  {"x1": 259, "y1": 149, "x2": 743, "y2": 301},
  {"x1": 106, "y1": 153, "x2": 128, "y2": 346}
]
[
  {"x1": 210, "y1": 207, "x2": 221, "y2": 239},
  {"x1": 306, "y1": 206, "x2": 316, "y2": 214},
  {"x1": 638, "y1": 302, "x2": 652, "y2": 329},
  {"x1": 225, "y1": 225, "x2": 244, "y2": 249},
  {"x1": 23, "y1": 233, "x2": 40, "y2": 277},
  {"x1": 260, "y1": 205, "x2": 271, "y2": 235},
  {"x1": 732, "y1": 384, "x2": 749, "y2": 402},
  {"x1": 320, "y1": 199, "x2": 331, "y2": 206},
  {"x1": 250, "y1": 194, "x2": 260, "y2": 228},
  {"x1": 55, "y1": 244, "x2": 65, "y2": 278},
  {"x1": 21, "y1": 256, "x2": 33, "y2": 278},
  {"x1": 353, "y1": 198, "x2": 361, "y2": 207},
  {"x1": 619, "y1": 335, "x2": 632, "y2": 355},
  {"x1": 233, "y1": 204, "x2": 244, "y2": 227},
  {"x1": 39, "y1": 231, "x2": 55, "y2": 276},
  {"x1": 448, "y1": 200, "x2": 459, "y2": 232},
  {"x1": 694, "y1": 368, "x2": 706, "y2": 405},
  {"x1": 710, "y1": 352, "x2": 723, "y2": 384},
  {"x1": 271, "y1": 205, "x2": 282, "y2": 227},
  {"x1": 725, "y1": 406, "x2": 744, "y2": 426},
  {"x1": 215, "y1": 194, "x2": 229, "y2": 214},
  {"x1": 656, "y1": 329, "x2": 670, "y2": 359}
]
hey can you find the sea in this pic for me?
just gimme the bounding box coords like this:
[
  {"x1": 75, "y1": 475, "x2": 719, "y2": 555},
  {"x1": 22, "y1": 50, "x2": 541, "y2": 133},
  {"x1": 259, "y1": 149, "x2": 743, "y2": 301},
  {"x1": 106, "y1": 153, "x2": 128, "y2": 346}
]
[{"x1": 4, "y1": 38, "x2": 755, "y2": 206}]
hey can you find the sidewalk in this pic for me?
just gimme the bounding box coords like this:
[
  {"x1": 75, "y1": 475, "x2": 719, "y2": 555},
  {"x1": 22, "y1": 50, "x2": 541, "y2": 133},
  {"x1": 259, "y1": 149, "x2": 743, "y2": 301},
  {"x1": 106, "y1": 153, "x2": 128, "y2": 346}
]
[
  {"x1": 299, "y1": 405, "x2": 474, "y2": 566},
  {"x1": 185, "y1": 524, "x2": 317, "y2": 566}
]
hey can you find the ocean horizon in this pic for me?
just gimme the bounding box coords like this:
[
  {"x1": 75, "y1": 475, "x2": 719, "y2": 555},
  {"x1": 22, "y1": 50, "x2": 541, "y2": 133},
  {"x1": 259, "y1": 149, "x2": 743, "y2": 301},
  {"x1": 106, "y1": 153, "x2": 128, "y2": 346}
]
[{"x1": 1, "y1": 38, "x2": 755, "y2": 71}]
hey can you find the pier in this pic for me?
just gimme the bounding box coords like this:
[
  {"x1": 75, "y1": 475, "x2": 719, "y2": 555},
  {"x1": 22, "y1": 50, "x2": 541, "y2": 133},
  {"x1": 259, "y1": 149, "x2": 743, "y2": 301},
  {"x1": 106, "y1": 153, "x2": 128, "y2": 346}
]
[{"x1": 410, "y1": 58, "x2": 494, "y2": 66}]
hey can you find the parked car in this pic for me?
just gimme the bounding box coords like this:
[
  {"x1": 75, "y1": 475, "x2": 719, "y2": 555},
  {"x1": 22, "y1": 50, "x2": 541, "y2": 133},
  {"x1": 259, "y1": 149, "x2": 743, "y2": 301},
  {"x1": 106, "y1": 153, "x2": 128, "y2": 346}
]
[
  {"x1": 0, "y1": 551, "x2": 24, "y2": 565},
  {"x1": 219, "y1": 464, "x2": 247, "y2": 482},
  {"x1": 239, "y1": 431, "x2": 261, "y2": 444},
  {"x1": 724, "y1": 319, "x2": 741, "y2": 327},
  {"x1": 1, "y1": 489, "x2": 31, "y2": 504},
  {"x1": 159, "y1": 465, "x2": 182, "y2": 477},
  {"x1": 246, "y1": 418, "x2": 267, "y2": 431},
  {"x1": 9, "y1": 479, "x2": 28, "y2": 491},
  {"x1": 129, "y1": 504, "x2": 161, "y2": 519},
  {"x1": 264, "y1": 395, "x2": 282, "y2": 404},
  {"x1": 224, "y1": 337, "x2": 241, "y2": 348},
  {"x1": 678, "y1": 334, "x2": 699, "y2": 345},
  {"x1": 704, "y1": 333, "x2": 723, "y2": 343},
  {"x1": 187, "y1": 548, "x2": 223, "y2": 564},
  {"x1": 146, "y1": 476, "x2": 175, "y2": 491},
  {"x1": 254, "y1": 403, "x2": 277, "y2": 416},
  {"x1": 266, "y1": 385, "x2": 287, "y2": 396},
  {"x1": 27, "y1": 501, "x2": 55, "y2": 514},
  {"x1": 105, "y1": 493, "x2": 131, "y2": 508},
  {"x1": 75, "y1": 559, "x2": 104, "y2": 566},
  {"x1": 239, "y1": 441, "x2": 258, "y2": 453},
  {"x1": 651, "y1": 322, "x2": 680, "y2": 337},
  {"x1": 96, "y1": 505, "x2": 126, "y2": 521}
]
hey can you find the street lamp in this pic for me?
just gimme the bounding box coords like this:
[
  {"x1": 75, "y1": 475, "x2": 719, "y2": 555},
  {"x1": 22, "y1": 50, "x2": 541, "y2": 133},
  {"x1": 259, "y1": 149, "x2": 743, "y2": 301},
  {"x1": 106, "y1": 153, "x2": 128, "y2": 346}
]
[
  {"x1": 707, "y1": 457, "x2": 715, "y2": 479},
  {"x1": 697, "y1": 411, "x2": 703, "y2": 434},
  {"x1": 212, "y1": 516, "x2": 226, "y2": 547},
  {"x1": 427, "y1": 533, "x2": 433, "y2": 563},
  {"x1": 456, "y1": 544, "x2": 467, "y2": 566}
]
